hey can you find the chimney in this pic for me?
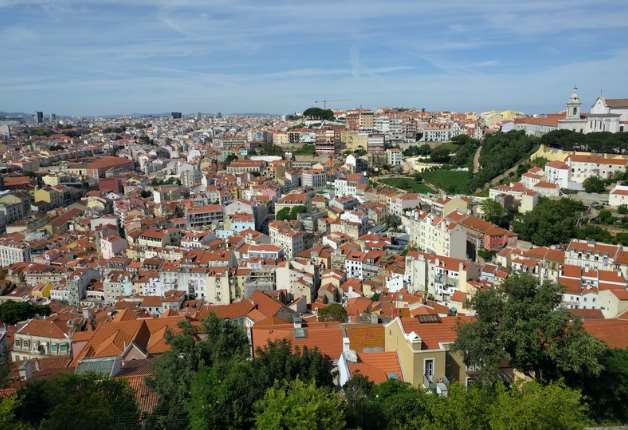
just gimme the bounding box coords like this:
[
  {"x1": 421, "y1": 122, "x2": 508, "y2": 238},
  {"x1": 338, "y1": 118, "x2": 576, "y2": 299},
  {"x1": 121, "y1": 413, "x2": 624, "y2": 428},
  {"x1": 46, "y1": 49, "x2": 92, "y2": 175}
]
[{"x1": 343, "y1": 337, "x2": 351, "y2": 353}]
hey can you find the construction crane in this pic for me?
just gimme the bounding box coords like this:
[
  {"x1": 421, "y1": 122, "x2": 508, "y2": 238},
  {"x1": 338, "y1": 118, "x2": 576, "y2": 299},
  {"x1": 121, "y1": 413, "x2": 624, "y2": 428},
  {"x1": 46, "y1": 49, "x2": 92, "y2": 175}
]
[{"x1": 314, "y1": 99, "x2": 350, "y2": 109}]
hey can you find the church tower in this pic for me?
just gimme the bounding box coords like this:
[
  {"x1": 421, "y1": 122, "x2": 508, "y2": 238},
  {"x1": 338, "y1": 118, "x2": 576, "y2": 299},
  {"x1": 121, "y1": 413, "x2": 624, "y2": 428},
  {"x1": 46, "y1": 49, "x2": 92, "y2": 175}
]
[{"x1": 566, "y1": 86, "x2": 581, "y2": 120}]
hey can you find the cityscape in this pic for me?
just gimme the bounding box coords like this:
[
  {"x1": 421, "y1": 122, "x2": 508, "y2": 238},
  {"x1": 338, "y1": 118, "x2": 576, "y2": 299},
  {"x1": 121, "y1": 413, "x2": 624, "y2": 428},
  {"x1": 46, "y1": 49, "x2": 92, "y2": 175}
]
[{"x1": 1, "y1": 1, "x2": 628, "y2": 429}]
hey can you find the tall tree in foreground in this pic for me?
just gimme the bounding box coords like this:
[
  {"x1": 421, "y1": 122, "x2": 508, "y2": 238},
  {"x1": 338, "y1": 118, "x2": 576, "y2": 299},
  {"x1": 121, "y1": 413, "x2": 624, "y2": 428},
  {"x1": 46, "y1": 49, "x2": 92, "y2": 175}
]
[
  {"x1": 146, "y1": 314, "x2": 249, "y2": 430},
  {"x1": 188, "y1": 359, "x2": 262, "y2": 430},
  {"x1": 254, "y1": 379, "x2": 345, "y2": 430},
  {"x1": 453, "y1": 274, "x2": 605, "y2": 384},
  {"x1": 253, "y1": 340, "x2": 334, "y2": 388},
  {"x1": 14, "y1": 374, "x2": 140, "y2": 430}
]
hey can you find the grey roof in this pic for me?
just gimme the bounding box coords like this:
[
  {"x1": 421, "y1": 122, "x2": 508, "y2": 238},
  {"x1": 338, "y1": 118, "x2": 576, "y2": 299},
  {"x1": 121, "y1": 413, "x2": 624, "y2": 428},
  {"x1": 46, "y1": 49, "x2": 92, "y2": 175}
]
[{"x1": 75, "y1": 358, "x2": 117, "y2": 376}]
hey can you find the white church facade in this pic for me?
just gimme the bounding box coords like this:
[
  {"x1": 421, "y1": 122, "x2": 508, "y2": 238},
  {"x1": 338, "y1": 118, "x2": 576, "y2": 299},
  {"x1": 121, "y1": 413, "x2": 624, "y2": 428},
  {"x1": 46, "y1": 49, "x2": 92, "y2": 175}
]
[{"x1": 558, "y1": 88, "x2": 627, "y2": 133}]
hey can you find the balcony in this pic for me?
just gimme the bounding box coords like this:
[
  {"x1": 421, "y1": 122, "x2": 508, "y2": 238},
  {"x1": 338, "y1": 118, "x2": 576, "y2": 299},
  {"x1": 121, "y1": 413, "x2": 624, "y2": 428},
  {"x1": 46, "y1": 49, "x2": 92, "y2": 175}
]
[{"x1": 423, "y1": 374, "x2": 449, "y2": 397}]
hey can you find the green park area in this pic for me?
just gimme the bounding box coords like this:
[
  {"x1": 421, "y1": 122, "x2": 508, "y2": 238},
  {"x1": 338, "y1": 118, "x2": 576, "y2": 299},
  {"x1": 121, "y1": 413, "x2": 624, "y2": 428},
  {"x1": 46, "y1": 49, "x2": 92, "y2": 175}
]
[{"x1": 378, "y1": 177, "x2": 434, "y2": 194}]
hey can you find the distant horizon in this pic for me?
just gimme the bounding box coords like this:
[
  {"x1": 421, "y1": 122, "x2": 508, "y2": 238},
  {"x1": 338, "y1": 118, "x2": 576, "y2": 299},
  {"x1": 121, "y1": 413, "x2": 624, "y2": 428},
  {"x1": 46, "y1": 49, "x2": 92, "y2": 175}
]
[{"x1": 2, "y1": 1, "x2": 627, "y2": 116}]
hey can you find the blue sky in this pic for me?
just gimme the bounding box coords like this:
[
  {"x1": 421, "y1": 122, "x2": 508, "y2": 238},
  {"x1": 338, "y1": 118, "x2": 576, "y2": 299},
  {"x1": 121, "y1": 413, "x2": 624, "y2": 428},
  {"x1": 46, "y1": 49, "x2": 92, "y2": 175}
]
[{"x1": 1, "y1": 0, "x2": 628, "y2": 116}]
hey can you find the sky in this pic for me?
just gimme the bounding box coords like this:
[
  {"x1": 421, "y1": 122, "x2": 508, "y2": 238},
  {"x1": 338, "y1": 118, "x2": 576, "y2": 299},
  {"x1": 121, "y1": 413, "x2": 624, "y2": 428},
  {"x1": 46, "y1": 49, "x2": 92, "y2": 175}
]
[{"x1": 1, "y1": 0, "x2": 628, "y2": 116}]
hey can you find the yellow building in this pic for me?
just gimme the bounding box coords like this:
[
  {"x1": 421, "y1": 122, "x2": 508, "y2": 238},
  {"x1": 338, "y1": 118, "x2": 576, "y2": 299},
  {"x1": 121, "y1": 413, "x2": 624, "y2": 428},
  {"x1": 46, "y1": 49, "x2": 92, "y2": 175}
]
[
  {"x1": 32, "y1": 281, "x2": 54, "y2": 299},
  {"x1": 384, "y1": 316, "x2": 471, "y2": 392},
  {"x1": 341, "y1": 130, "x2": 368, "y2": 152}
]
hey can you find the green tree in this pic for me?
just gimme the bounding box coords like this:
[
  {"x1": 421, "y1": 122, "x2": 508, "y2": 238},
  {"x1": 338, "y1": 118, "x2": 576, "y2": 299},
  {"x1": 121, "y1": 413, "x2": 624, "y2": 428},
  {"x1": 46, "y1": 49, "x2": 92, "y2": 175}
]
[
  {"x1": 617, "y1": 204, "x2": 628, "y2": 214},
  {"x1": 294, "y1": 144, "x2": 317, "y2": 156},
  {"x1": 564, "y1": 348, "x2": 628, "y2": 424},
  {"x1": 481, "y1": 199, "x2": 507, "y2": 226},
  {"x1": 147, "y1": 314, "x2": 249, "y2": 429},
  {"x1": 254, "y1": 379, "x2": 345, "y2": 430},
  {"x1": 290, "y1": 205, "x2": 307, "y2": 219},
  {"x1": 453, "y1": 274, "x2": 605, "y2": 384},
  {"x1": 0, "y1": 396, "x2": 29, "y2": 430},
  {"x1": 343, "y1": 376, "x2": 386, "y2": 430},
  {"x1": 0, "y1": 301, "x2": 51, "y2": 325},
  {"x1": 254, "y1": 340, "x2": 334, "y2": 388},
  {"x1": 513, "y1": 198, "x2": 585, "y2": 245},
  {"x1": 430, "y1": 146, "x2": 451, "y2": 163},
  {"x1": 488, "y1": 381, "x2": 588, "y2": 430},
  {"x1": 275, "y1": 207, "x2": 292, "y2": 221},
  {"x1": 15, "y1": 374, "x2": 140, "y2": 430},
  {"x1": 318, "y1": 304, "x2": 348, "y2": 322},
  {"x1": 302, "y1": 108, "x2": 335, "y2": 121},
  {"x1": 595, "y1": 209, "x2": 614, "y2": 225},
  {"x1": 188, "y1": 359, "x2": 262, "y2": 430},
  {"x1": 583, "y1": 176, "x2": 606, "y2": 193}
]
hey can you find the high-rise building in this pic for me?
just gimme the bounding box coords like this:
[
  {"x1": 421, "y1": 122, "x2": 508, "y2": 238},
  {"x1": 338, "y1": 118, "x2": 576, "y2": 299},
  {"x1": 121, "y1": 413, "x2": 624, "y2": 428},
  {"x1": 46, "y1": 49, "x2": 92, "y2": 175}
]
[
  {"x1": 34, "y1": 111, "x2": 44, "y2": 124},
  {"x1": 171, "y1": 112, "x2": 182, "y2": 119}
]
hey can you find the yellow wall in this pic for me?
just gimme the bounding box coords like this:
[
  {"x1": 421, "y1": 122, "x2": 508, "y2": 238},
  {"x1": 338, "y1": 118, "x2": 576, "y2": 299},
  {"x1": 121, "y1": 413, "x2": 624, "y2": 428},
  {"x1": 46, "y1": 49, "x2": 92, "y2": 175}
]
[
  {"x1": 34, "y1": 188, "x2": 52, "y2": 203},
  {"x1": 531, "y1": 144, "x2": 628, "y2": 162},
  {"x1": 384, "y1": 319, "x2": 446, "y2": 387}
]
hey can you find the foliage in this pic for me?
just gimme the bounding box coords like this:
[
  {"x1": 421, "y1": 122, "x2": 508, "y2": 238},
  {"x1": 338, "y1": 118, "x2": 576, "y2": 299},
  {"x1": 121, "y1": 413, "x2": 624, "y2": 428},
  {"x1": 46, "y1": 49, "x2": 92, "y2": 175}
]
[
  {"x1": 378, "y1": 177, "x2": 433, "y2": 194},
  {"x1": 488, "y1": 381, "x2": 588, "y2": 430},
  {"x1": 531, "y1": 157, "x2": 548, "y2": 168},
  {"x1": 541, "y1": 129, "x2": 628, "y2": 154},
  {"x1": 224, "y1": 154, "x2": 238, "y2": 164},
  {"x1": 147, "y1": 315, "x2": 249, "y2": 429},
  {"x1": 257, "y1": 144, "x2": 285, "y2": 156},
  {"x1": 454, "y1": 273, "x2": 605, "y2": 384},
  {"x1": 353, "y1": 148, "x2": 367, "y2": 157},
  {"x1": 276, "y1": 205, "x2": 306, "y2": 221},
  {"x1": 513, "y1": 198, "x2": 585, "y2": 245},
  {"x1": 575, "y1": 225, "x2": 614, "y2": 244},
  {"x1": 582, "y1": 176, "x2": 606, "y2": 193},
  {"x1": 471, "y1": 131, "x2": 539, "y2": 190},
  {"x1": 276, "y1": 207, "x2": 292, "y2": 221},
  {"x1": 254, "y1": 379, "x2": 345, "y2": 430},
  {"x1": 430, "y1": 146, "x2": 451, "y2": 163},
  {"x1": 450, "y1": 135, "x2": 481, "y2": 168},
  {"x1": 302, "y1": 107, "x2": 335, "y2": 121},
  {"x1": 0, "y1": 301, "x2": 51, "y2": 325},
  {"x1": 14, "y1": 374, "x2": 140, "y2": 430},
  {"x1": 481, "y1": 199, "x2": 508, "y2": 227},
  {"x1": 402, "y1": 144, "x2": 431, "y2": 157},
  {"x1": 0, "y1": 396, "x2": 29, "y2": 430},
  {"x1": 617, "y1": 204, "x2": 628, "y2": 214},
  {"x1": 317, "y1": 303, "x2": 348, "y2": 322},
  {"x1": 253, "y1": 340, "x2": 334, "y2": 388},
  {"x1": 423, "y1": 169, "x2": 474, "y2": 194},
  {"x1": 293, "y1": 144, "x2": 316, "y2": 156},
  {"x1": 477, "y1": 249, "x2": 497, "y2": 261},
  {"x1": 188, "y1": 359, "x2": 262, "y2": 430}
]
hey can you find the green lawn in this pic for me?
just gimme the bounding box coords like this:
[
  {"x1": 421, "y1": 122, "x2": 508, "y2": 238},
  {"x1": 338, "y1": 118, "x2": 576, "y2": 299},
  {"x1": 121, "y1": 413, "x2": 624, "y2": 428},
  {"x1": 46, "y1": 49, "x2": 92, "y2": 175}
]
[
  {"x1": 423, "y1": 169, "x2": 474, "y2": 194},
  {"x1": 434, "y1": 141, "x2": 461, "y2": 153},
  {"x1": 379, "y1": 177, "x2": 434, "y2": 194}
]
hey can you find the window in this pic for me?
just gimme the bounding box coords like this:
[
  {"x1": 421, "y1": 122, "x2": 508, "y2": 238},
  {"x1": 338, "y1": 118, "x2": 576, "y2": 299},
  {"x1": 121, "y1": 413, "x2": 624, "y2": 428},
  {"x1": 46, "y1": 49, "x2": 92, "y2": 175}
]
[{"x1": 425, "y1": 358, "x2": 435, "y2": 377}]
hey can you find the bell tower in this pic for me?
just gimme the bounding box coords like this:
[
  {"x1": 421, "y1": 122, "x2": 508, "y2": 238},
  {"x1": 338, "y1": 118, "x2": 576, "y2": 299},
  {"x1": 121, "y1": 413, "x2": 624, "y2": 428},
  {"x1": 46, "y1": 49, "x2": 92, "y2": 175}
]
[{"x1": 566, "y1": 86, "x2": 581, "y2": 120}]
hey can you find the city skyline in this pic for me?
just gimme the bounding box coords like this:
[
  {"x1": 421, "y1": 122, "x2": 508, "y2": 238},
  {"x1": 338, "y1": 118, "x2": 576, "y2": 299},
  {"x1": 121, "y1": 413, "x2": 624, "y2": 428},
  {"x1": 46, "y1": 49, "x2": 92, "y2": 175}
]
[{"x1": 2, "y1": 0, "x2": 628, "y2": 116}]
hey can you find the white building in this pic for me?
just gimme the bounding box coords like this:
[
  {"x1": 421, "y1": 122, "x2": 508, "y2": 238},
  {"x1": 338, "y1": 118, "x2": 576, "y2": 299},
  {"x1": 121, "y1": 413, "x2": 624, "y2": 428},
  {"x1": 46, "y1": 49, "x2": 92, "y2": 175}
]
[
  {"x1": 0, "y1": 239, "x2": 31, "y2": 267},
  {"x1": 610, "y1": 184, "x2": 628, "y2": 208}
]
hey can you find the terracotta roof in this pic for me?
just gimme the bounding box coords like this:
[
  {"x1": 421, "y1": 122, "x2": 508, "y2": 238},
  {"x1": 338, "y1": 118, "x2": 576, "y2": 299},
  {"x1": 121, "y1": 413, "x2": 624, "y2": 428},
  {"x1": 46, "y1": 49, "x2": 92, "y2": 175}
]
[
  {"x1": 345, "y1": 324, "x2": 385, "y2": 352},
  {"x1": 399, "y1": 315, "x2": 473, "y2": 350},
  {"x1": 349, "y1": 351, "x2": 403, "y2": 383},
  {"x1": 583, "y1": 319, "x2": 628, "y2": 349},
  {"x1": 252, "y1": 321, "x2": 344, "y2": 360}
]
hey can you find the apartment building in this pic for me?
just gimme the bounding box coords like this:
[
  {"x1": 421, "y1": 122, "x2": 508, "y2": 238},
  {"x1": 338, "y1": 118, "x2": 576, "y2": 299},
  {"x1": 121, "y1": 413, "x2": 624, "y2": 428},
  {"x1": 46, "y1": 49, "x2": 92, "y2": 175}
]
[
  {"x1": 12, "y1": 318, "x2": 72, "y2": 362},
  {"x1": 185, "y1": 204, "x2": 224, "y2": 229},
  {"x1": 385, "y1": 316, "x2": 474, "y2": 392},
  {"x1": 565, "y1": 239, "x2": 628, "y2": 277},
  {"x1": 403, "y1": 211, "x2": 467, "y2": 259},
  {"x1": 0, "y1": 238, "x2": 31, "y2": 267},
  {"x1": 302, "y1": 170, "x2": 327, "y2": 189},
  {"x1": 269, "y1": 220, "x2": 304, "y2": 259}
]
